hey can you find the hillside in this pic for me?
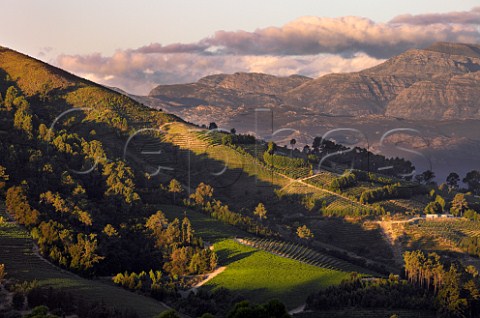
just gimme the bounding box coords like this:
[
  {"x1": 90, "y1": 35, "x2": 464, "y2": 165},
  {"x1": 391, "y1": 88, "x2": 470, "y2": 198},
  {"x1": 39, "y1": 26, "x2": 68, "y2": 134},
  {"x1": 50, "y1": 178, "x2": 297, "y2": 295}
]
[
  {"x1": 0, "y1": 45, "x2": 386, "y2": 316},
  {"x1": 2, "y1": 44, "x2": 480, "y2": 318}
]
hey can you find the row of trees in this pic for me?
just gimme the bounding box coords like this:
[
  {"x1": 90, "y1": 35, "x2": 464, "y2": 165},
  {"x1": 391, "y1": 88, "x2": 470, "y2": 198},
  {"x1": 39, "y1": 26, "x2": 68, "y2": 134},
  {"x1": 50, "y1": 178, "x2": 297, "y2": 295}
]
[
  {"x1": 263, "y1": 150, "x2": 309, "y2": 169},
  {"x1": 446, "y1": 171, "x2": 480, "y2": 195},
  {"x1": 187, "y1": 182, "x2": 273, "y2": 236},
  {"x1": 403, "y1": 250, "x2": 480, "y2": 317},
  {"x1": 359, "y1": 183, "x2": 414, "y2": 204},
  {"x1": 145, "y1": 210, "x2": 218, "y2": 279},
  {"x1": 306, "y1": 273, "x2": 433, "y2": 312},
  {"x1": 221, "y1": 133, "x2": 256, "y2": 146}
]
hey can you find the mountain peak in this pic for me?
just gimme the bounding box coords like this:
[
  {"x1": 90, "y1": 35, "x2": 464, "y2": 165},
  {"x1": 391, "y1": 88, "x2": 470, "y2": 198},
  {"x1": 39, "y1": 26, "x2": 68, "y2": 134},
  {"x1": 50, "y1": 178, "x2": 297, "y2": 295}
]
[{"x1": 424, "y1": 42, "x2": 480, "y2": 58}]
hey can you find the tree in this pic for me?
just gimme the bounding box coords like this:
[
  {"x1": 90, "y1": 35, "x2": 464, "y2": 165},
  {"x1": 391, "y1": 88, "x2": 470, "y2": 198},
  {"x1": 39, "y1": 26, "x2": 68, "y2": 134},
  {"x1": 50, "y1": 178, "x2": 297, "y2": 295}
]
[
  {"x1": 290, "y1": 138, "x2": 296, "y2": 149},
  {"x1": 102, "y1": 161, "x2": 140, "y2": 203},
  {"x1": 451, "y1": 193, "x2": 469, "y2": 216},
  {"x1": 437, "y1": 265, "x2": 468, "y2": 317},
  {"x1": 230, "y1": 128, "x2": 236, "y2": 135},
  {"x1": 68, "y1": 233, "x2": 104, "y2": 271},
  {"x1": 267, "y1": 141, "x2": 276, "y2": 155},
  {"x1": 146, "y1": 211, "x2": 169, "y2": 247},
  {"x1": 435, "y1": 195, "x2": 446, "y2": 211},
  {"x1": 190, "y1": 182, "x2": 213, "y2": 206},
  {"x1": 165, "y1": 246, "x2": 189, "y2": 276},
  {"x1": 14, "y1": 108, "x2": 33, "y2": 138},
  {"x1": 446, "y1": 172, "x2": 460, "y2": 191},
  {"x1": 4, "y1": 86, "x2": 18, "y2": 111},
  {"x1": 422, "y1": 170, "x2": 436, "y2": 185},
  {"x1": 0, "y1": 263, "x2": 5, "y2": 281},
  {"x1": 222, "y1": 134, "x2": 233, "y2": 146},
  {"x1": 312, "y1": 136, "x2": 322, "y2": 152},
  {"x1": 0, "y1": 165, "x2": 8, "y2": 191},
  {"x1": 208, "y1": 122, "x2": 218, "y2": 130},
  {"x1": 6, "y1": 185, "x2": 39, "y2": 226},
  {"x1": 168, "y1": 179, "x2": 183, "y2": 203},
  {"x1": 38, "y1": 123, "x2": 49, "y2": 141},
  {"x1": 253, "y1": 203, "x2": 267, "y2": 220},
  {"x1": 415, "y1": 174, "x2": 425, "y2": 184},
  {"x1": 209, "y1": 251, "x2": 218, "y2": 270},
  {"x1": 297, "y1": 225, "x2": 314, "y2": 240},
  {"x1": 181, "y1": 217, "x2": 193, "y2": 244},
  {"x1": 13, "y1": 95, "x2": 30, "y2": 110},
  {"x1": 165, "y1": 218, "x2": 181, "y2": 247},
  {"x1": 463, "y1": 170, "x2": 480, "y2": 195},
  {"x1": 103, "y1": 224, "x2": 119, "y2": 237},
  {"x1": 303, "y1": 145, "x2": 310, "y2": 154},
  {"x1": 424, "y1": 201, "x2": 443, "y2": 214}
]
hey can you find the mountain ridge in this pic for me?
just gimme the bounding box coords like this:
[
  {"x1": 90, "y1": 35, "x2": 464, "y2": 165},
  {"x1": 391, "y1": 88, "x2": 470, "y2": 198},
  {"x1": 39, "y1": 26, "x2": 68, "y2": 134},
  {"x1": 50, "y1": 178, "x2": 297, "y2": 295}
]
[{"x1": 146, "y1": 42, "x2": 480, "y2": 121}]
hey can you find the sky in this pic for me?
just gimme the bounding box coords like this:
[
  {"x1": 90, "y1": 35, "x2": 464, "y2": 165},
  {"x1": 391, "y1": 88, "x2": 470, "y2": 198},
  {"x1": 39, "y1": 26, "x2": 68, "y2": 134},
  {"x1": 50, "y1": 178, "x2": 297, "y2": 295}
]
[{"x1": 1, "y1": 0, "x2": 480, "y2": 94}]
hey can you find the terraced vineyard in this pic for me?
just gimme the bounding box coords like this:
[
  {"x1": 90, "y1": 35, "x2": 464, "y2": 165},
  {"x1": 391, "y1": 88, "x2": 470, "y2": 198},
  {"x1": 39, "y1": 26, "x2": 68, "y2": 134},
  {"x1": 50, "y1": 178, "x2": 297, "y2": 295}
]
[
  {"x1": 281, "y1": 182, "x2": 366, "y2": 213},
  {"x1": 239, "y1": 143, "x2": 267, "y2": 161},
  {"x1": 238, "y1": 237, "x2": 373, "y2": 274},
  {"x1": 404, "y1": 219, "x2": 480, "y2": 249},
  {"x1": 304, "y1": 171, "x2": 338, "y2": 188}
]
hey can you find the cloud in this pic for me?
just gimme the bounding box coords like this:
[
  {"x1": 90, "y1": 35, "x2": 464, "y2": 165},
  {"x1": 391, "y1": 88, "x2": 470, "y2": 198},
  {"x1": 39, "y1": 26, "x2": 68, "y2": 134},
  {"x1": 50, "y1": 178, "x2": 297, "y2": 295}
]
[
  {"x1": 390, "y1": 6, "x2": 480, "y2": 25},
  {"x1": 53, "y1": 7, "x2": 480, "y2": 94},
  {"x1": 131, "y1": 8, "x2": 480, "y2": 59},
  {"x1": 56, "y1": 52, "x2": 383, "y2": 95}
]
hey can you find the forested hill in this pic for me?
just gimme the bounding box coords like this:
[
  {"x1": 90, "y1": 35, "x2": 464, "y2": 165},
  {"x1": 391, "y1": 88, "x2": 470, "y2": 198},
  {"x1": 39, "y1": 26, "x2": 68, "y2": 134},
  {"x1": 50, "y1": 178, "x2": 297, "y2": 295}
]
[{"x1": 0, "y1": 46, "x2": 180, "y2": 126}]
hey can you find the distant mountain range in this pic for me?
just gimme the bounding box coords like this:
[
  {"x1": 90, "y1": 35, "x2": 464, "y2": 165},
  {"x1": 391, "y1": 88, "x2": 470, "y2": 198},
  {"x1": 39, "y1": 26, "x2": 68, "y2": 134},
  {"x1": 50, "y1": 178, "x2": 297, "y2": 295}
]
[
  {"x1": 137, "y1": 42, "x2": 480, "y2": 181},
  {"x1": 145, "y1": 42, "x2": 480, "y2": 120}
]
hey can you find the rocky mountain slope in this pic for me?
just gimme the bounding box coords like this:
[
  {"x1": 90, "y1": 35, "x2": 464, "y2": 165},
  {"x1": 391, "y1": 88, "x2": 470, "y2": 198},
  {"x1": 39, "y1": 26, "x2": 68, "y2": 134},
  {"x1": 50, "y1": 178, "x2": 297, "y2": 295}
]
[{"x1": 146, "y1": 42, "x2": 480, "y2": 120}]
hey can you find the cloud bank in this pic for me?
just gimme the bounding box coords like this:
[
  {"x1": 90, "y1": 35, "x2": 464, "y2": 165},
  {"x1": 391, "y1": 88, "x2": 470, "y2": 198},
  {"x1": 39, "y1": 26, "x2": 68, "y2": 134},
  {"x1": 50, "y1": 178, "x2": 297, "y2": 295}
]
[{"x1": 55, "y1": 7, "x2": 480, "y2": 94}]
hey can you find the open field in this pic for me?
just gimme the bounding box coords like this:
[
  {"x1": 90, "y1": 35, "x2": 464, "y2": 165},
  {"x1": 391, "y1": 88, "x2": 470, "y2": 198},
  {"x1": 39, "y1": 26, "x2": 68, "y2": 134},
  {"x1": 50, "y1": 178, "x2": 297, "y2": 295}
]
[
  {"x1": 204, "y1": 239, "x2": 350, "y2": 309},
  {"x1": 0, "y1": 203, "x2": 169, "y2": 318},
  {"x1": 238, "y1": 237, "x2": 373, "y2": 274}
]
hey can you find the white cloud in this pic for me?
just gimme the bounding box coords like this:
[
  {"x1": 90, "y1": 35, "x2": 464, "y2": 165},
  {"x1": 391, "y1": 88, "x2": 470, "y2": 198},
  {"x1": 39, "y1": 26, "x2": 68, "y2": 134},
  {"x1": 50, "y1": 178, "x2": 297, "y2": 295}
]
[{"x1": 54, "y1": 7, "x2": 480, "y2": 94}]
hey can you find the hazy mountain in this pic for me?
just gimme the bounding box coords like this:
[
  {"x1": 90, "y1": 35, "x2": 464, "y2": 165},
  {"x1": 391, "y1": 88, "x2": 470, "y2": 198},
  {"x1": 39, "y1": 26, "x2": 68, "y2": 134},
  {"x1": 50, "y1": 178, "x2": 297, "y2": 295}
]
[
  {"x1": 141, "y1": 42, "x2": 480, "y2": 180},
  {"x1": 146, "y1": 42, "x2": 480, "y2": 120}
]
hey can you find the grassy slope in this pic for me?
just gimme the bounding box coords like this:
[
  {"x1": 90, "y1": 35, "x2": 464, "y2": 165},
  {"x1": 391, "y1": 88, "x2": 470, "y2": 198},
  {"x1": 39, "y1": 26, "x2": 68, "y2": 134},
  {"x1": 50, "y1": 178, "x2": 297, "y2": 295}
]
[
  {"x1": 155, "y1": 204, "x2": 250, "y2": 243},
  {"x1": 0, "y1": 203, "x2": 168, "y2": 318},
  {"x1": 205, "y1": 239, "x2": 350, "y2": 309}
]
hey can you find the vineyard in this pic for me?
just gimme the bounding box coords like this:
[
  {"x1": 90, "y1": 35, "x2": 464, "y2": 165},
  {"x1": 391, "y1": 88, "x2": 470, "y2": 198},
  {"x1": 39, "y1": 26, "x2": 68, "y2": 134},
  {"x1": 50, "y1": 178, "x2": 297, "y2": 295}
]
[
  {"x1": 309, "y1": 219, "x2": 395, "y2": 265},
  {"x1": 206, "y1": 239, "x2": 350, "y2": 309},
  {"x1": 404, "y1": 219, "x2": 480, "y2": 250},
  {"x1": 237, "y1": 237, "x2": 373, "y2": 274},
  {"x1": 281, "y1": 182, "x2": 363, "y2": 212},
  {"x1": 304, "y1": 171, "x2": 338, "y2": 188}
]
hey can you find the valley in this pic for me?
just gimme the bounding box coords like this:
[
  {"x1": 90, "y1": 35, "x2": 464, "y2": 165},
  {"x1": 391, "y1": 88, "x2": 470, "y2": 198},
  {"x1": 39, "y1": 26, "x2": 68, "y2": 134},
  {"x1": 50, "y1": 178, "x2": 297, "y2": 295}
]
[{"x1": 0, "y1": 42, "x2": 480, "y2": 318}]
